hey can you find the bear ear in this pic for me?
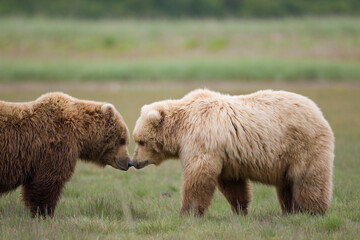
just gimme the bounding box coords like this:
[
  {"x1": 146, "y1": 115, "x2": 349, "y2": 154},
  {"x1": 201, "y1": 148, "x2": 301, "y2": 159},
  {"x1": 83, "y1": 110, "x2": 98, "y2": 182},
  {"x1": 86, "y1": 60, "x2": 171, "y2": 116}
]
[
  {"x1": 147, "y1": 109, "x2": 163, "y2": 127},
  {"x1": 101, "y1": 103, "x2": 115, "y2": 118}
]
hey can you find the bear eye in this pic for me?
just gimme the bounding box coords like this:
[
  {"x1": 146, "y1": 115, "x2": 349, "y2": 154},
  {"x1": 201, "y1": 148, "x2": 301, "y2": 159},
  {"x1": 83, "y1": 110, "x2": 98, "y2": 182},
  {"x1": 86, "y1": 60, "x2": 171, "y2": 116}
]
[
  {"x1": 119, "y1": 138, "x2": 126, "y2": 145},
  {"x1": 138, "y1": 141, "x2": 145, "y2": 146}
]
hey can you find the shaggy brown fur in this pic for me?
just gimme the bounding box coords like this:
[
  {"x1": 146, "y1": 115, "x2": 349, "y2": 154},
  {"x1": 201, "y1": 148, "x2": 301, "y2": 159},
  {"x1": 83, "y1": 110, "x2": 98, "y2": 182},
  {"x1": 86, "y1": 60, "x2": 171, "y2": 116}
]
[
  {"x1": 130, "y1": 89, "x2": 334, "y2": 216},
  {"x1": 0, "y1": 92, "x2": 130, "y2": 217}
]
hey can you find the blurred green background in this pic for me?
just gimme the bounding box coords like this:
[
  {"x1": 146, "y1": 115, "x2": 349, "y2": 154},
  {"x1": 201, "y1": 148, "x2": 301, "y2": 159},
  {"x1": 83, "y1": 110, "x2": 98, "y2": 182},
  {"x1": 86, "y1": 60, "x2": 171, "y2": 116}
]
[
  {"x1": 0, "y1": 1, "x2": 360, "y2": 83},
  {"x1": 0, "y1": 17, "x2": 359, "y2": 82},
  {"x1": 1, "y1": 0, "x2": 360, "y2": 18}
]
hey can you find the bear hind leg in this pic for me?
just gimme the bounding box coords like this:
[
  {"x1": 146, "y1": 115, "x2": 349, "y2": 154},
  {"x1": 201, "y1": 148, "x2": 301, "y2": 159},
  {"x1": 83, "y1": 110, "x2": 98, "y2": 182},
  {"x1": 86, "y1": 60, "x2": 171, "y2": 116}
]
[
  {"x1": 291, "y1": 153, "x2": 333, "y2": 215},
  {"x1": 292, "y1": 172, "x2": 332, "y2": 215},
  {"x1": 276, "y1": 184, "x2": 300, "y2": 214},
  {"x1": 218, "y1": 178, "x2": 251, "y2": 215}
]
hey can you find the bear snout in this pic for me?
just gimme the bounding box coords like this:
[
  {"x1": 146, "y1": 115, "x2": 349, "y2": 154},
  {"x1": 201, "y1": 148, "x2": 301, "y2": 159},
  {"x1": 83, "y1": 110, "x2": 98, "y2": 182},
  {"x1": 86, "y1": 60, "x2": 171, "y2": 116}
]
[
  {"x1": 114, "y1": 157, "x2": 131, "y2": 171},
  {"x1": 128, "y1": 160, "x2": 138, "y2": 169},
  {"x1": 128, "y1": 160, "x2": 148, "y2": 169}
]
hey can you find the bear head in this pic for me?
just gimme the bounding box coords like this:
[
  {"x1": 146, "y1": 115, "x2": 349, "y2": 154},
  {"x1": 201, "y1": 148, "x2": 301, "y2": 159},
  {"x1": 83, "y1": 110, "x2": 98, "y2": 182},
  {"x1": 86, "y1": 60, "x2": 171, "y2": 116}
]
[
  {"x1": 78, "y1": 102, "x2": 131, "y2": 171},
  {"x1": 130, "y1": 102, "x2": 177, "y2": 169}
]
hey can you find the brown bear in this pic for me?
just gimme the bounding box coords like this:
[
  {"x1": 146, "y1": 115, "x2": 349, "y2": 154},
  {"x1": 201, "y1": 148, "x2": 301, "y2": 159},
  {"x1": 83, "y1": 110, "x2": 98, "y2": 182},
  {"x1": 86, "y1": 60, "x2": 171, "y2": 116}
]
[
  {"x1": 130, "y1": 89, "x2": 334, "y2": 216},
  {"x1": 0, "y1": 92, "x2": 130, "y2": 217}
]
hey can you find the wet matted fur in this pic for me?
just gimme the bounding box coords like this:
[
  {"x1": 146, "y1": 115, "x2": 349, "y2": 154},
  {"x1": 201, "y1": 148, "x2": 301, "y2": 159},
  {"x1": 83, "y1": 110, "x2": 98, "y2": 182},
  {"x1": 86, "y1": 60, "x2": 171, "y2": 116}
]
[{"x1": 0, "y1": 92, "x2": 130, "y2": 217}]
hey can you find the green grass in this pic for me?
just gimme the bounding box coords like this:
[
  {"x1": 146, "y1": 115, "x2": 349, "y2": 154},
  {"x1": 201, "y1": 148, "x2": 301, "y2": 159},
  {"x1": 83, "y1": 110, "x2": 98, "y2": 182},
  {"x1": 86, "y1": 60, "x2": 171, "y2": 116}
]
[
  {"x1": 0, "y1": 82, "x2": 359, "y2": 239},
  {"x1": 0, "y1": 58, "x2": 359, "y2": 82},
  {"x1": 0, "y1": 16, "x2": 359, "y2": 239},
  {"x1": 0, "y1": 17, "x2": 360, "y2": 82}
]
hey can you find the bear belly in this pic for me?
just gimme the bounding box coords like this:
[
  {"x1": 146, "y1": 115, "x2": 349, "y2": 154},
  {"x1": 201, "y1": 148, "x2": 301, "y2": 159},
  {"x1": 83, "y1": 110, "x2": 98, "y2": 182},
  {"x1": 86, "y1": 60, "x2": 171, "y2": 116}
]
[
  {"x1": 221, "y1": 158, "x2": 287, "y2": 186},
  {"x1": 0, "y1": 175, "x2": 23, "y2": 194}
]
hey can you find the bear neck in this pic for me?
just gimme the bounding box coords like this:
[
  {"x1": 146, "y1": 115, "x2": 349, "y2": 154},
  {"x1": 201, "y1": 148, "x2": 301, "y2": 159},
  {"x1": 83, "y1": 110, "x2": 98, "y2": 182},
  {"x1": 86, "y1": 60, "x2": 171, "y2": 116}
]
[
  {"x1": 72, "y1": 106, "x2": 105, "y2": 163},
  {"x1": 160, "y1": 103, "x2": 185, "y2": 159}
]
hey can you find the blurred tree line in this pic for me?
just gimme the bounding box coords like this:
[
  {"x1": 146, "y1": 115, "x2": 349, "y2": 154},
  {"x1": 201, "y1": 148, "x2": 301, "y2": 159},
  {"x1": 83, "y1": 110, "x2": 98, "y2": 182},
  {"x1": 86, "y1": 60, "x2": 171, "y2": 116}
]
[{"x1": 0, "y1": 0, "x2": 359, "y2": 18}]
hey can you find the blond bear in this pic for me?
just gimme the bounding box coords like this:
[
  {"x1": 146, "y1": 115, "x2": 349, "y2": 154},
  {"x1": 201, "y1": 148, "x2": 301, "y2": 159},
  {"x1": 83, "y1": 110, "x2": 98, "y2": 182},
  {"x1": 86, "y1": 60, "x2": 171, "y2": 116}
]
[{"x1": 130, "y1": 89, "x2": 334, "y2": 216}]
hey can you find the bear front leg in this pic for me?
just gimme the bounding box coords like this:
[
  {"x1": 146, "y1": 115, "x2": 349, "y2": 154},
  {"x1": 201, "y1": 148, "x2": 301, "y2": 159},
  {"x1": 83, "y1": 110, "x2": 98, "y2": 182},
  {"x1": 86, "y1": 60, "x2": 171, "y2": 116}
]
[
  {"x1": 217, "y1": 178, "x2": 251, "y2": 215},
  {"x1": 22, "y1": 179, "x2": 65, "y2": 218},
  {"x1": 180, "y1": 157, "x2": 221, "y2": 216}
]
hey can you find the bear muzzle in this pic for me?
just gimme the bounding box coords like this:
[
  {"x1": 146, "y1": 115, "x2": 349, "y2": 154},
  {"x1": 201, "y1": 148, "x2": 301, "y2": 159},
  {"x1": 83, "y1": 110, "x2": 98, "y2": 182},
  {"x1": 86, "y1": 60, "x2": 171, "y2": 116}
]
[
  {"x1": 128, "y1": 160, "x2": 148, "y2": 169},
  {"x1": 114, "y1": 157, "x2": 131, "y2": 171}
]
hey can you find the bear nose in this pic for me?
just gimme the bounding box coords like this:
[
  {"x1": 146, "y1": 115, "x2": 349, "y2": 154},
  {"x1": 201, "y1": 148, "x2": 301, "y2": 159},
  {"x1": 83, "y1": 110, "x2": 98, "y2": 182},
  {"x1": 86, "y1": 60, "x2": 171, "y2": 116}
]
[
  {"x1": 128, "y1": 161, "x2": 138, "y2": 168},
  {"x1": 115, "y1": 157, "x2": 131, "y2": 171}
]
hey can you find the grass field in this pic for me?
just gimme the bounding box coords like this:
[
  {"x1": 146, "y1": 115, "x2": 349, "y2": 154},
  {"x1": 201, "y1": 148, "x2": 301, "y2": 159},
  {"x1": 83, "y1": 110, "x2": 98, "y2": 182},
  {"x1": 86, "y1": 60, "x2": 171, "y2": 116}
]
[
  {"x1": 0, "y1": 17, "x2": 360, "y2": 239},
  {"x1": 0, "y1": 17, "x2": 360, "y2": 82},
  {"x1": 0, "y1": 81, "x2": 359, "y2": 239}
]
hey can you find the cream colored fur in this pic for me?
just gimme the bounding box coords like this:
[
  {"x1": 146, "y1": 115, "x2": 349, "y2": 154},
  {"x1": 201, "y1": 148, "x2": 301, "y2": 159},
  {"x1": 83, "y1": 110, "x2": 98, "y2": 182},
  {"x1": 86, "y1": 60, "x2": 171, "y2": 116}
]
[{"x1": 132, "y1": 89, "x2": 334, "y2": 216}]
